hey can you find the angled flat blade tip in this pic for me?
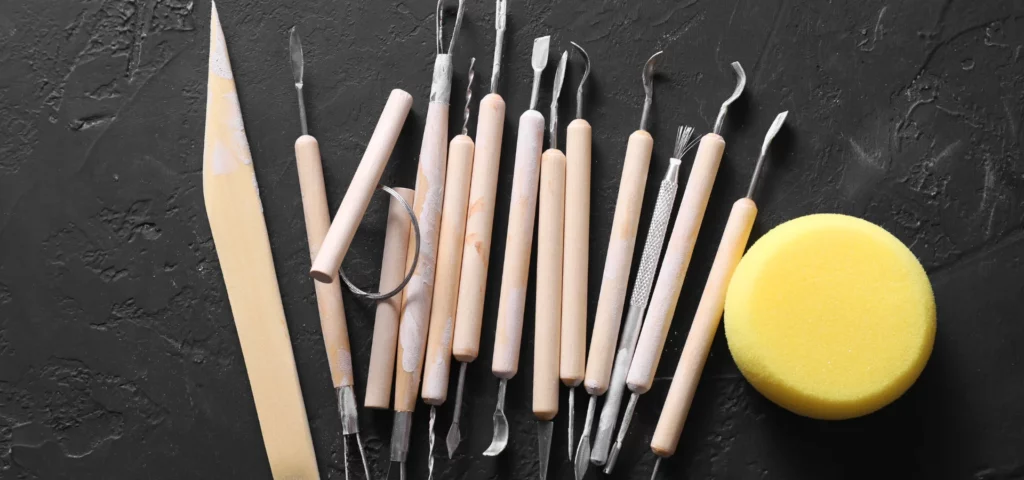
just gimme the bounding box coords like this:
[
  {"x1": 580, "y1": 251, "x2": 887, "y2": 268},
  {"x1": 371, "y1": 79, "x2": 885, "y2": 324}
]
[
  {"x1": 288, "y1": 27, "x2": 303, "y2": 86},
  {"x1": 552, "y1": 51, "x2": 568, "y2": 101},
  {"x1": 532, "y1": 36, "x2": 551, "y2": 71}
]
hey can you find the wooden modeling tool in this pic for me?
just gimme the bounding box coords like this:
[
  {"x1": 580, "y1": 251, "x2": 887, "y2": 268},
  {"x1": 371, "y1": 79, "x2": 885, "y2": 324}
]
[
  {"x1": 610, "y1": 62, "x2": 747, "y2": 474},
  {"x1": 447, "y1": 0, "x2": 507, "y2": 459},
  {"x1": 289, "y1": 27, "x2": 370, "y2": 480},
  {"x1": 575, "y1": 50, "x2": 662, "y2": 480},
  {"x1": 592, "y1": 126, "x2": 697, "y2": 470},
  {"x1": 203, "y1": 3, "x2": 318, "y2": 478},
  {"x1": 562, "y1": 41, "x2": 591, "y2": 462},
  {"x1": 482, "y1": 35, "x2": 551, "y2": 457},
  {"x1": 366, "y1": 187, "x2": 416, "y2": 409},
  {"x1": 422, "y1": 58, "x2": 476, "y2": 478},
  {"x1": 535, "y1": 50, "x2": 568, "y2": 480},
  {"x1": 650, "y1": 112, "x2": 788, "y2": 479},
  {"x1": 388, "y1": 1, "x2": 465, "y2": 479}
]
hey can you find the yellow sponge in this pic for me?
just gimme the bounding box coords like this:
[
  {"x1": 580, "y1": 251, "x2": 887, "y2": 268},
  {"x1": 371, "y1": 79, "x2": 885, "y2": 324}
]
[{"x1": 724, "y1": 214, "x2": 935, "y2": 420}]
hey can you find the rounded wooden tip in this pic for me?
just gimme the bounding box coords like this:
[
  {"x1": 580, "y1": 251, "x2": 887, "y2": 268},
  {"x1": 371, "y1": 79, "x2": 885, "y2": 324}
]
[
  {"x1": 389, "y1": 88, "x2": 414, "y2": 106},
  {"x1": 451, "y1": 134, "x2": 474, "y2": 149},
  {"x1": 568, "y1": 118, "x2": 591, "y2": 130},
  {"x1": 453, "y1": 349, "x2": 478, "y2": 363},
  {"x1": 309, "y1": 269, "x2": 334, "y2": 283},
  {"x1": 651, "y1": 444, "x2": 674, "y2": 457},
  {"x1": 480, "y1": 92, "x2": 506, "y2": 110},
  {"x1": 533, "y1": 407, "x2": 557, "y2": 422},
  {"x1": 295, "y1": 134, "x2": 318, "y2": 150}
]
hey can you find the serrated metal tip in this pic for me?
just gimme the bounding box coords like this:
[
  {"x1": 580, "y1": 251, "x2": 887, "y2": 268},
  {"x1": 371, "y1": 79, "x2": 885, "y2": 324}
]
[
  {"x1": 532, "y1": 36, "x2": 551, "y2": 71},
  {"x1": 288, "y1": 27, "x2": 303, "y2": 87},
  {"x1": 713, "y1": 61, "x2": 747, "y2": 134},
  {"x1": 672, "y1": 126, "x2": 695, "y2": 159}
]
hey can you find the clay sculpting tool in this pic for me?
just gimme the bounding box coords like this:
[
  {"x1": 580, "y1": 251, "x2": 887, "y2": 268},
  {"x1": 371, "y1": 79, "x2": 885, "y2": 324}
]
[
  {"x1": 650, "y1": 111, "x2": 788, "y2": 479},
  {"x1": 534, "y1": 50, "x2": 568, "y2": 480},
  {"x1": 289, "y1": 27, "x2": 371, "y2": 480},
  {"x1": 203, "y1": 3, "x2": 318, "y2": 478},
  {"x1": 448, "y1": 0, "x2": 507, "y2": 457},
  {"x1": 389, "y1": 1, "x2": 466, "y2": 479},
  {"x1": 366, "y1": 187, "x2": 416, "y2": 409},
  {"x1": 593, "y1": 126, "x2": 697, "y2": 470},
  {"x1": 423, "y1": 58, "x2": 477, "y2": 478},
  {"x1": 575, "y1": 50, "x2": 662, "y2": 480},
  {"x1": 612, "y1": 62, "x2": 747, "y2": 473},
  {"x1": 561, "y1": 41, "x2": 590, "y2": 462},
  {"x1": 482, "y1": 35, "x2": 551, "y2": 457}
]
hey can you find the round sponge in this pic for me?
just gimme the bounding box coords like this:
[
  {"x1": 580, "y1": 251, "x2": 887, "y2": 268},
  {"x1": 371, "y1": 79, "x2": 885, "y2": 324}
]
[{"x1": 724, "y1": 214, "x2": 935, "y2": 420}]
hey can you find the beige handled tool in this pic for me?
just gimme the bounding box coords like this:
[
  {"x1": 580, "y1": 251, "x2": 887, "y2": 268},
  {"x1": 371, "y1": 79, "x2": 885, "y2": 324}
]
[
  {"x1": 289, "y1": 27, "x2": 371, "y2": 480},
  {"x1": 650, "y1": 112, "x2": 788, "y2": 479},
  {"x1": 389, "y1": 2, "x2": 466, "y2": 480},
  {"x1": 575, "y1": 50, "x2": 662, "y2": 480},
  {"x1": 309, "y1": 88, "x2": 413, "y2": 283},
  {"x1": 365, "y1": 187, "x2": 415, "y2": 409},
  {"x1": 204, "y1": 5, "x2": 318, "y2": 478},
  {"x1": 605, "y1": 62, "x2": 749, "y2": 475},
  {"x1": 422, "y1": 59, "x2": 476, "y2": 474},
  {"x1": 448, "y1": 0, "x2": 507, "y2": 458},
  {"x1": 561, "y1": 41, "x2": 591, "y2": 463},
  {"x1": 482, "y1": 35, "x2": 551, "y2": 458},
  {"x1": 534, "y1": 50, "x2": 567, "y2": 480}
]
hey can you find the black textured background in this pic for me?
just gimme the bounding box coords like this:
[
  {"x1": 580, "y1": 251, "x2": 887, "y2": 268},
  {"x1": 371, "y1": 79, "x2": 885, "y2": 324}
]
[{"x1": 1, "y1": 0, "x2": 1023, "y2": 479}]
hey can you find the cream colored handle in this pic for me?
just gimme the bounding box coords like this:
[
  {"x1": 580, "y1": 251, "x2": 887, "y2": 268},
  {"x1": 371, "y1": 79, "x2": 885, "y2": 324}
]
[
  {"x1": 365, "y1": 187, "x2": 414, "y2": 409},
  {"x1": 535, "y1": 148, "x2": 565, "y2": 420},
  {"x1": 491, "y1": 109, "x2": 545, "y2": 379},
  {"x1": 394, "y1": 101, "x2": 450, "y2": 413},
  {"x1": 583, "y1": 130, "x2": 654, "y2": 395},
  {"x1": 310, "y1": 89, "x2": 413, "y2": 283},
  {"x1": 627, "y1": 134, "x2": 725, "y2": 395},
  {"x1": 454, "y1": 93, "x2": 506, "y2": 362},
  {"x1": 651, "y1": 198, "x2": 757, "y2": 457},
  {"x1": 295, "y1": 136, "x2": 354, "y2": 388},
  {"x1": 422, "y1": 135, "x2": 475, "y2": 405},
  {"x1": 560, "y1": 119, "x2": 591, "y2": 387}
]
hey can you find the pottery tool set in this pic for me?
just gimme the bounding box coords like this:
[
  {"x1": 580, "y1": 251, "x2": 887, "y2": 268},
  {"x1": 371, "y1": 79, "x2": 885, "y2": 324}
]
[{"x1": 201, "y1": 1, "x2": 939, "y2": 479}]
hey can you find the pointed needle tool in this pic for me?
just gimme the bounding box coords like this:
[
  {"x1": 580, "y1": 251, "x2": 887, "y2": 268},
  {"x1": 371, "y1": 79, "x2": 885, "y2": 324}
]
[
  {"x1": 613, "y1": 62, "x2": 748, "y2": 475},
  {"x1": 483, "y1": 34, "x2": 550, "y2": 457},
  {"x1": 448, "y1": 0, "x2": 507, "y2": 459},
  {"x1": 576, "y1": 50, "x2": 662, "y2": 480},
  {"x1": 289, "y1": 26, "x2": 370, "y2": 480},
  {"x1": 562, "y1": 41, "x2": 591, "y2": 464},
  {"x1": 649, "y1": 111, "x2": 788, "y2": 479}
]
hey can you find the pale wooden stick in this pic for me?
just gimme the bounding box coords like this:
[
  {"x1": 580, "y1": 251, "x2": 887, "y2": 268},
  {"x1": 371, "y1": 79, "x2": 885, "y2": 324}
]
[
  {"x1": 627, "y1": 134, "x2": 725, "y2": 395},
  {"x1": 651, "y1": 198, "x2": 757, "y2": 457},
  {"x1": 311, "y1": 89, "x2": 413, "y2": 283},
  {"x1": 491, "y1": 110, "x2": 545, "y2": 379},
  {"x1": 560, "y1": 118, "x2": 591, "y2": 387},
  {"x1": 584, "y1": 130, "x2": 654, "y2": 395},
  {"x1": 365, "y1": 187, "x2": 414, "y2": 409},
  {"x1": 453, "y1": 93, "x2": 506, "y2": 363},
  {"x1": 295, "y1": 135, "x2": 354, "y2": 388},
  {"x1": 535, "y1": 148, "x2": 566, "y2": 420},
  {"x1": 422, "y1": 134, "x2": 475, "y2": 405}
]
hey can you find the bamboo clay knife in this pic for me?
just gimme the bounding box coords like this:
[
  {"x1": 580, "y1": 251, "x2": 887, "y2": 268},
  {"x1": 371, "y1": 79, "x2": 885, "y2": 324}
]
[{"x1": 203, "y1": 3, "x2": 318, "y2": 478}]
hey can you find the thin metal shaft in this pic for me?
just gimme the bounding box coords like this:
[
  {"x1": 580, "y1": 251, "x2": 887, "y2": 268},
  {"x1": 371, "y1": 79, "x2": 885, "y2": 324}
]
[
  {"x1": 573, "y1": 396, "x2": 597, "y2": 480},
  {"x1": 605, "y1": 392, "x2": 638, "y2": 474},
  {"x1": 712, "y1": 62, "x2": 747, "y2": 135},
  {"x1": 463, "y1": 57, "x2": 476, "y2": 136},
  {"x1": 343, "y1": 434, "x2": 351, "y2": 480},
  {"x1": 288, "y1": 27, "x2": 308, "y2": 135},
  {"x1": 428, "y1": 406, "x2": 436, "y2": 480},
  {"x1": 568, "y1": 386, "x2": 576, "y2": 460},
  {"x1": 549, "y1": 51, "x2": 567, "y2": 149},
  {"x1": 356, "y1": 433, "x2": 370, "y2": 480},
  {"x1": 638, "y1": 51, "x2": 663, "y2": 132},
  {"x1": 491, "y1": 0, "x2": 506, "y2": 94},
  {"x1": 650, "y1": 457, "x2": 662, "y2": 480},
  {"x1": 746, "y1": 111, "x2": 789, "y2": 199},
  {"x1": 446, "y1": 361, "x2": 467, "y2": 458},
  {"x1": 569, "y1": 42, "x2": 590, "y2": 120}
]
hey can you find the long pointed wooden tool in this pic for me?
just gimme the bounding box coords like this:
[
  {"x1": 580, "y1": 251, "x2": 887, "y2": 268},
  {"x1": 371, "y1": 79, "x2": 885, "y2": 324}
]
[{"x1": 203, "y1": 3, "x2": 318, "y2": 478}]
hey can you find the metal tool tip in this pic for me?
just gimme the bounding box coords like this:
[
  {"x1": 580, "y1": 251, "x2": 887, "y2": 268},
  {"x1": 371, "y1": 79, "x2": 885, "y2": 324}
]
[
  {"x1": 553, "y1": 51, "x2": 568, "y2": 100},
  {"x1": 713, "y1": 61, "x2": 747, "y2": 134},
  {"x1": 673, "y1": 125, "x2": 695, "y2": 159},
  {"x1": 643, "y1": 50, "x2": 664, "y2": 83},
  {"x1": 496, "y1": 0, "x2": 507, "y2": 29},
  {"x1": 762, "y1": 111, "x2": 788, "y2": 155},
  {"x1": 651, "y1": 458, "x2": 662, "y2": 480},
  {"x1": 537, "y1": 421, "x2": 554, "y2": 480},
  {"x1": 532, "y1": 36, "x2": 551, "y2": 70},
  {"x1": 288, "y1": 28, "x2": 303, "y2": 86}
]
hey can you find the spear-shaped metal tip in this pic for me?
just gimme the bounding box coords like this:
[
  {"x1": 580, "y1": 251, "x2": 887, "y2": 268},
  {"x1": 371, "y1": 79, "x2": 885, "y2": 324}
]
[
  {"x1": 549, "y1": 51, "x2": 568, "y2": 148},
  {"x1": 639, "y1": 51, "x2": 663, "y2": 131},
  {"x1": 537, "y1": 421, "x2": 554, "y2": 480},
  {"x1": 569, "y1": 41, "x2": 591, "y2": 119},
  {"x1": 746, "y1": 111, "x2": 788, "y2": 199},
  {"x1": 713, "y1": 61, "x2": 747, "y2": 135},
  {"x1": 289, "y1": 27, "x2": 303, "y2": 87}
]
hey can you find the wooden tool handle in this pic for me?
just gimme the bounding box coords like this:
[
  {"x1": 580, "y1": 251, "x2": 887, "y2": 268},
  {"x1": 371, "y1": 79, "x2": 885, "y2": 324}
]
[
  {"x1": 627, "y1": 134, "x2": 725, "y2": 395},
  {"x1": 422, "y1": 134, "x2": 475, "y2": 405},
  {"x1": 535, "y1": 148, "x2": 566, "y2": 421},
  {"x1": 454, "y1": 93, "x2": 506, "y2": 362},
  {"x1": 365, "y1": 187, "x2": 414, "y2": 409},
  {"x1": 583, "y1": 130, "x2": 654, "y2": 395},
  {"x1": 394, "y1": 101, "x2": 450, "y2": 413},
  {"x1": 560, "y1": 118, "x2": 591, "y2": 387},
  {"x1": 295, "y1": 135, "x2": 354, "y2": 388},
  {"x1": 651, "y1": 197, "x2": 757, "y2": 457},
  {"x1": 491, "y1": 109, "x2": 545, "y2": 379},
  {"x1": 310, "y1": 89, "x2": 413, "y2": 283}
]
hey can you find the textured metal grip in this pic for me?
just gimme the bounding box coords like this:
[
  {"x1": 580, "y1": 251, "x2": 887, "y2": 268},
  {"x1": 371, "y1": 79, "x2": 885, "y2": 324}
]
[{"x1": 629, "y1": 171, "x2": 678, "y2": 307}]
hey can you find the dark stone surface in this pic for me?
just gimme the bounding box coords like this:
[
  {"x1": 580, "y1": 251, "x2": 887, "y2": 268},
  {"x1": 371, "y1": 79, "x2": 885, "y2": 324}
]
[{"x1": 1, "y1": 0, "x2": 1023, "y2": 479}]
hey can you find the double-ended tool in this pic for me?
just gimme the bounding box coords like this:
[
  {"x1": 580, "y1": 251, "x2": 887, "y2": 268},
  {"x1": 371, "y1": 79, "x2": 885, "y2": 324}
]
[
  {"x1": 650, "y1": 111, "x2": 788, "y2": 479},
  {"x1": 483, "y1": 34, "x2": 551, "y2": 457}
]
